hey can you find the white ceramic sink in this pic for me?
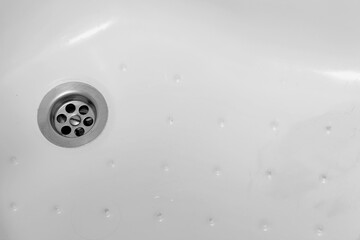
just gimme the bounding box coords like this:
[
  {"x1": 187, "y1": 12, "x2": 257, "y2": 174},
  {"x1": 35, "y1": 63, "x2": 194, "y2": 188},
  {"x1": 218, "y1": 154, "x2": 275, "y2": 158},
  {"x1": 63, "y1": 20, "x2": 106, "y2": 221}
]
[{"x1": 2, "y1": 1, "x2": 360, "y2": 239}]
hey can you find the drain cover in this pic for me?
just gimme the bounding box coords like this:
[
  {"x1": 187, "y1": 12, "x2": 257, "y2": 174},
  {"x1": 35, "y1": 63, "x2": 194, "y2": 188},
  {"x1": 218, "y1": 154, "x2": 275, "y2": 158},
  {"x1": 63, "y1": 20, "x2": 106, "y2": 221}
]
[{"x1": 37, "y1": 82, "x2": 108, "y2": 148}]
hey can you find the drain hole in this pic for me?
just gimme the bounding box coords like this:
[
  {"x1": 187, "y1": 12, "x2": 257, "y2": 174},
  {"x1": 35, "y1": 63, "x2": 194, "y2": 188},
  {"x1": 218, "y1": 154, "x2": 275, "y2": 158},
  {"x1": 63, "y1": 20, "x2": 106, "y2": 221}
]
[
  {"x1": 56, "y1": 114, "x2": 67, "y2": 123},
  {"x1": 74, "y1": 127, "x2": 85, "y2": 136},
  {"x1": 38, "y1": 82, "x2": 108, "y2": 147},
  {"x1": 84, "y1": 117, "x2": 94, "y2": 126},
  {"x1": 65, "y1": 103, "x2": 76, "y2": 113},
  {"x1": 61, "y1": 126, "x2": 71, "y2": 135},
  {"x1": 79, "y1": 105, "x2": 89, "y2": 115}
]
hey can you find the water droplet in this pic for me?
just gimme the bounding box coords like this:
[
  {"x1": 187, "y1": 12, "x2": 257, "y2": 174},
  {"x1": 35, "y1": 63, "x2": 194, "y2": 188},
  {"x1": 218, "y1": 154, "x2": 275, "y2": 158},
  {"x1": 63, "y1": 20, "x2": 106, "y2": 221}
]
[
  {"x1": 218, "y1": 119, "x2": 225, "y2": 128},
  {"x1": 259, "y1": 220, "x2": 271, "y2": 232},
  {"x1": 170, "y1": 198, "x2": 175, "y2": 203},
  {"x1": 10, "y1": 203, "x2": 18, "y2": 212},
  {"x1": 167, "y1": 116, "x2": 174, "y2": 126},
  {"x1": 265, "y1": 170, "x2": 273, "y2": 180},
  {"x1": 119, "y1": 64, "x2": 127, "y2": 72},
  {"x1": 208, "y1": 218, "x2": 215, "y2": 227},
  {"x1": 262, "y1": 223, "x2": 270, "y2": 232},
  {"x1": 104, "y1": 208, "x2": 111, "y2": 218},
  {"x1": 173, "y1": 74, "x2": 181, "y2": 83},
  {"x1": 107, "y1": 160, "x2": 116, "y2": 168},
  {"x1": 325, "y1": 124, "x2": 332, "y2": 135},
  {"x1": 320, "y1": 174, "x2": 327, "y2": 184},
  {"x1": 270, "y1": 120, "x2": 279, "y2": 132},
  {"x1": 153, "y1": 195, "x2": 160, "y2": 200},
  {"x1": 155, "y1": 212, "x2": 164, "y2": 223},
  {"x1": 162, "y1": 164, "x2": 170, "y2": 172},
  {"x1": 9, "y1": 156, "x2": 18, "y2": 166},
  {"x1": 315, "y1": 226, "x2": 324, "y2": 237},
  {"x1": 54, "y1": 206, "x2": 62, "y2": 215},
  {"x1": 213, "y1": 167, "x2": 222, "y2": 176}
]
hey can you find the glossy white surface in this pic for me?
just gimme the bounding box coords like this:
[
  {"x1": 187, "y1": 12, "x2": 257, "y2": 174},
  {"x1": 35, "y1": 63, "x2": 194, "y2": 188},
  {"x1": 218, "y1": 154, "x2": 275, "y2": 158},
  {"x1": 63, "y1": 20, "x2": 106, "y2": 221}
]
[{"x1": 2, "y1": 0, "x2": 360, "y2": 239}]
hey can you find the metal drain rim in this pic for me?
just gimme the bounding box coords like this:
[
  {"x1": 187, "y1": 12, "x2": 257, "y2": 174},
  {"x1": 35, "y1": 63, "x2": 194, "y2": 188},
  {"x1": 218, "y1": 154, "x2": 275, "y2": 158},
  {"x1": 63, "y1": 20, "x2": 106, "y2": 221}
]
[{"x1": 38, "y1": 82, "x2": 108, "y2": 148}]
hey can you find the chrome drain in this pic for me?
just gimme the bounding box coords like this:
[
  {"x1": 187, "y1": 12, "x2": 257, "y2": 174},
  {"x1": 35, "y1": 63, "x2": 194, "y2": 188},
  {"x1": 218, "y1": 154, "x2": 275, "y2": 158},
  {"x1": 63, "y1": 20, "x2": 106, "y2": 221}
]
[
  {"x1": 38, "y1": 82, "x2": 108, "y2": 148},
  {"x1": 54, "y1": 100, "x2": 95, "y2": 138}
]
